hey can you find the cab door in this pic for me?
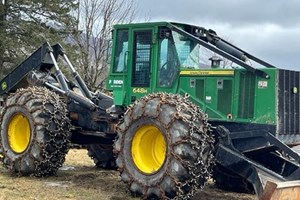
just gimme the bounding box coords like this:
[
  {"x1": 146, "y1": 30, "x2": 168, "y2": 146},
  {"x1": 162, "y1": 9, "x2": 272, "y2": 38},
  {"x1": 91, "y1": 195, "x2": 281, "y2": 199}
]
[
  {"x1": 129, "y1": 29, "x2": 154, "y2": 102},
  {"x1": 107, "y1": 29, "x2": 129, "y2": 106}
]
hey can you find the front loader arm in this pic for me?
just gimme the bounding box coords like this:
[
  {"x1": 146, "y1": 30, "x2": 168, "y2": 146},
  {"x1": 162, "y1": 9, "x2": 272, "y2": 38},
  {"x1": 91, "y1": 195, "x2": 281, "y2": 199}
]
[{"x1": 0, "y1": 42, "x2": 97, "y2": 110}]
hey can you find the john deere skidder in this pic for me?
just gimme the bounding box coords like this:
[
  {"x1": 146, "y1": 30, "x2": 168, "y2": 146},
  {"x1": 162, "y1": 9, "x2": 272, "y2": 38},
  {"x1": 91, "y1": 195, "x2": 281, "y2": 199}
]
[{"x1": 1, "y1": 22, "x2": 300, "y2": 200}]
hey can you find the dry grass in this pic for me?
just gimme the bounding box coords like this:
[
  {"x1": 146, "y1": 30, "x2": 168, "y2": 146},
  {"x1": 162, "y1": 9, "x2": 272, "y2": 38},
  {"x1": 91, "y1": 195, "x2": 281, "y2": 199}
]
[
  {"x1": 0, "y1": 149, "x2": 255, "y2": 200},
  {"x1": 0, "y1": 149, "x2": 137, "y2": 200}
]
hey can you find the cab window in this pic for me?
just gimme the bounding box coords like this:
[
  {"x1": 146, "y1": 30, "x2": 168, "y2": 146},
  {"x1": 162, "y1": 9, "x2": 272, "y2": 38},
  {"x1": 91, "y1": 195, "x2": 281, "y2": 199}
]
[
  {"x1": 132, "y1": 30, "x2": 152, "y2": 87},
  {"x1": 158, "y1": 30, "x2": 179, "y2": 87},
  {"x1": 113, "y1": 29, "x2": 128, "y2": 73}
]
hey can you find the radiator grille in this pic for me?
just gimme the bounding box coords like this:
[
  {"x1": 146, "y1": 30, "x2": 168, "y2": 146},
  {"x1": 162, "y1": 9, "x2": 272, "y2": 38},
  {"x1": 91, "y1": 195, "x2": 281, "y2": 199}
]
[
  {"x1": 217, "y1": 80, "x2": 233, "y2": 115},
  {"x1": 238, "y1": 72, "x2": 255, "y2": 119},
  {"x1": 277, "y1": 70, "x2": 300, "y2": 135},
  {"x1": 195, "y1": 79, "x2": 204, "y2": 101}
]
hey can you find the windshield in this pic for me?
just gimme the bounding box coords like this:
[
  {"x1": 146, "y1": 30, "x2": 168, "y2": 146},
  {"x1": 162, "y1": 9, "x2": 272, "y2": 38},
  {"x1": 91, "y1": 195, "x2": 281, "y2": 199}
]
[
  {"x1": 172, "y1": 31, "x2": 201, "y2": 68},
  {"x1": 157, "y1": 28, "x2": 237, "y2": 87},
  {"x1": 171, "y1": 30, "x2": 231, "y2": 69},
  {"x1": 158, "y1": 29, "x2": 216, "y2": 87},
  {"x1": 158, "y1": 33, "x2": 179, "y2": 87}
]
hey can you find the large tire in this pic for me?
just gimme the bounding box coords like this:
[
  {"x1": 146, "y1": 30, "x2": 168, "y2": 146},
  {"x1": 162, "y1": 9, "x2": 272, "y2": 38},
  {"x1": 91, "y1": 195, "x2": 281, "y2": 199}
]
[
  {"x1": 115, "y1": 93, "x2": 214, "y2": 199},
  {"x1": 213, "y1": 163, "x2": 254, "y2": 193},
  {"x1": 0, "y1": 87, "x2": 71, "y2": 176},
  {"x1": 87, "y1": 143, "x2": 116, "y2": 169}
]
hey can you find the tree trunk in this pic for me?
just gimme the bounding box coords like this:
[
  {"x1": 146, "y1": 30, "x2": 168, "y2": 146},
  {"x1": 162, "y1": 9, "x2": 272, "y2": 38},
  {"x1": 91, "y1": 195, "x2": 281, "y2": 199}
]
[{"x1": 0, "y1": 0, "x2": 8, "y2": 78}]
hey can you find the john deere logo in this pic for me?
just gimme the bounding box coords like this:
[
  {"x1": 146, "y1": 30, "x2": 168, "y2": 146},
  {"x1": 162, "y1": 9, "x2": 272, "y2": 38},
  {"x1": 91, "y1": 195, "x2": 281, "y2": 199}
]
[
  {"x1": 1, "y1": 82, "x2": 7, "y2": 90},
  {"x1": 293, "y1": 87, "x2": 298, "y2": 94}
]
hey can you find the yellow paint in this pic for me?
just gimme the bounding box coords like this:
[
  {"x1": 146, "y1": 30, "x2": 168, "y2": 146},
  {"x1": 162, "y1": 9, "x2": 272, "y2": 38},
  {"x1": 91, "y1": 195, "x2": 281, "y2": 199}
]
[
  {"x1": 180, "y1": 70, "x2": 234, "y2": 76},
  {"x1": 131, "y1": 125, "x2": 166, "y2": 174},
  {"x1": 8, "y1": 113, "x2": 31, "y2": 153},
  {"x1": 132, "y1": 88, "x2": 148, "y2": 94},
  {"x1": 293, "y1": 87, "x2": 298, "y2": 94}
]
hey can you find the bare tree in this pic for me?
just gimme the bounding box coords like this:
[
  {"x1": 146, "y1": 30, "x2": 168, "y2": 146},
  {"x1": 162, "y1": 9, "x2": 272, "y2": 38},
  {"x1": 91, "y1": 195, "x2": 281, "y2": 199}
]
[{"x1": 72, "y1": 0, "x2": 137, "y2": 91}]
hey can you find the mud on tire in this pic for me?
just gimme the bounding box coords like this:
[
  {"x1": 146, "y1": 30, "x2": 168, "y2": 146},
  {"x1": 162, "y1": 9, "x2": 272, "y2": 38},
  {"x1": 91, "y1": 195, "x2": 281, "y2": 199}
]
[
  {"x1": 87, "y1": 143, "x2": 116, "y2": 169},
  {"x1": 0, "y1": 87, "x2": 71, "y2": 176},
  {"x1": 114, "y1": 93, "x2": 214, "y2": 199}
]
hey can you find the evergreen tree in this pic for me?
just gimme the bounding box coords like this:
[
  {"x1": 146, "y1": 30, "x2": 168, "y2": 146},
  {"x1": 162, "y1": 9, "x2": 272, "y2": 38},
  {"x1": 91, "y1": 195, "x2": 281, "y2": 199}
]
[{"x1": 0, "y1": 0, "x2": 77, "y2": 78}]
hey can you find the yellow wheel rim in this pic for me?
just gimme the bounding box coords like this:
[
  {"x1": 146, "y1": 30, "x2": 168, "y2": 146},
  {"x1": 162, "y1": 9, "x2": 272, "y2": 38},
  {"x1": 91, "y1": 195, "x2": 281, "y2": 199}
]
[
  {"x1": 8, "y1": 113, "x2": 31, "y2": 153},
  {"x1": 131, "y1": 125, "x2": 166, "y2": 174}
]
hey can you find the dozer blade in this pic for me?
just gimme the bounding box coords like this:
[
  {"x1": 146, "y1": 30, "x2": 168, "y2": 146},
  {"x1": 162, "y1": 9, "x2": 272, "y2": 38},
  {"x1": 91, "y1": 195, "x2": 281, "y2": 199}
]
[
  {"x1": 215, "y1": 126, "x2": 300, "y2": 200},
  {"x1": 262, "y1": 180, "x2": 300, "y2": 200}
]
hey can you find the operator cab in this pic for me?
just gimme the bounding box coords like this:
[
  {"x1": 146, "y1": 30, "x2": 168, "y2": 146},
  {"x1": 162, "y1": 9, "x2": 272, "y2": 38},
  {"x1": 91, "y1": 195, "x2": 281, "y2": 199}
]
[
  {"x1": 107, "y1": 22, "x2": 238, "y2": 105},
  {"x1": 106, "y1": 22, "x2": 277, "y2": 133}
]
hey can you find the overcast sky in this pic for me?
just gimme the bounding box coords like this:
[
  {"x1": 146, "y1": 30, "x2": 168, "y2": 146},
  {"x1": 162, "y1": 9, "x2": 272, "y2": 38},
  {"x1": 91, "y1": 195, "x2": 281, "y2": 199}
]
[{"x1": 137, "y1": 0, "x2": 300, "y2": 70}]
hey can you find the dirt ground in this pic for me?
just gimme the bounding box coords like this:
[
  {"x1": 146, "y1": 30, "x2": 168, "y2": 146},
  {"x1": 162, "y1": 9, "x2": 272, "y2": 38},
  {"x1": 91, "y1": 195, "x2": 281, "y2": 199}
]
[{"x1": 0, "y1": 149, "x2": 256, "y2": 200}]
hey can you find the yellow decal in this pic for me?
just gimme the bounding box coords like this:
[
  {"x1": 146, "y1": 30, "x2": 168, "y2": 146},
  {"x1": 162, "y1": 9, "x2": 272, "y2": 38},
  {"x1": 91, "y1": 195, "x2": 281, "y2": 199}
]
[
  {"x1": 133, "y1": 88, "x2": 148, "y2": 94},
  {"x1": 180, "y1": 70, "x2": 234, "y2": 76},
  {"x1": 293, "y1": 87, "x2": 298, "y2": 94},
  {"x1": 1, "y1": 82, "x2": 7, "y2": 90}
]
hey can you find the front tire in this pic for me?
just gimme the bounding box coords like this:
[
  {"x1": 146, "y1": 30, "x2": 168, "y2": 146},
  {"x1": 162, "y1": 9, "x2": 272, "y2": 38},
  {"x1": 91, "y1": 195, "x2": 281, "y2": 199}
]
[
  {"x1": 115, "y1": 93, "x2": 214, "y2": 199},
  {"x1": 0, "y1": 87, "x2": 71, "y2": 176}
]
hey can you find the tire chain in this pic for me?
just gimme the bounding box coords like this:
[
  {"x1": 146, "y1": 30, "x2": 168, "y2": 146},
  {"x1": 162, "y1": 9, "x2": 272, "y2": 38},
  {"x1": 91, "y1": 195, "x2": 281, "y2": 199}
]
[
  {"x1": 0, "y1": 87, "x2": 72, "y2": 177},
  {"x1": 115, "y1": 93, "x2": 215, "y2": 200}
]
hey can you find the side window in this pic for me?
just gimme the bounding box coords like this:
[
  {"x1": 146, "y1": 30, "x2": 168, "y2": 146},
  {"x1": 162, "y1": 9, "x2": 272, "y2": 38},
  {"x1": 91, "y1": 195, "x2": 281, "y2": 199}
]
[
  {"x1": 158, "y1": 39, "x2": 169, "y2": 86},
  {"x1": 158, "y1": 33, "x2": 179, "y2": 87},
  {"x1": 132, "y1": 30, "x2": 152, "y2": 87},
  {"x1": 113, "y1": 29, "x2": 128, "y2": 73}
]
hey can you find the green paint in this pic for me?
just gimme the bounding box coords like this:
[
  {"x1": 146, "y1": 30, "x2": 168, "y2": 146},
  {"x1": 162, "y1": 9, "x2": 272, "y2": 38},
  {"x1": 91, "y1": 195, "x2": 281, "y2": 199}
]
[{"x1": 106, "y1": 22, "x2": 280, "y2": 127}]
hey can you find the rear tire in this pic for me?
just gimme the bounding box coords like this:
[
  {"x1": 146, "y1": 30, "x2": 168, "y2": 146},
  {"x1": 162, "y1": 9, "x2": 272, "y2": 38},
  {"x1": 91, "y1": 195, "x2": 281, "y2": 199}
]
[
  {"x1": 87, "y1": 143, "x2": 116, "y2": 169},
  {"x1": 115, "y1": 93, "x2": 214, "y2": 199},
  {"x1": 0, "y1": 87, "x2": 71, "y2": 176}
]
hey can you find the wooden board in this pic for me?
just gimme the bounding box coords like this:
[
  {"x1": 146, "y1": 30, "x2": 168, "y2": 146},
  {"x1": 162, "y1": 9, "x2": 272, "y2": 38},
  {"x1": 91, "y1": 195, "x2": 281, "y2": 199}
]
[{"x1": 262, "y1": 181, "x2": 300, "y2": 200}]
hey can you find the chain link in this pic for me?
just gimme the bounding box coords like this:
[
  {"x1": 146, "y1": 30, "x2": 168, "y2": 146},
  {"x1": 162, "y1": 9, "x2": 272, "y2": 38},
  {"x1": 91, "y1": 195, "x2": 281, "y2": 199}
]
[
  {"x1": 0, "y1": 87, "x2": 71, "y2": 177},
  {"x1": 115, "y1": 93, "x2": 215, "y2": 200}
]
